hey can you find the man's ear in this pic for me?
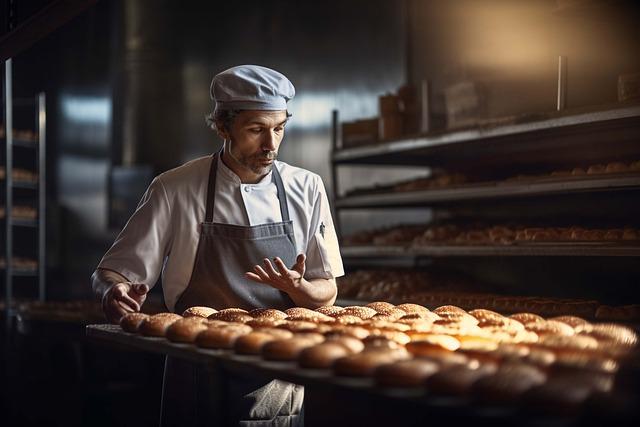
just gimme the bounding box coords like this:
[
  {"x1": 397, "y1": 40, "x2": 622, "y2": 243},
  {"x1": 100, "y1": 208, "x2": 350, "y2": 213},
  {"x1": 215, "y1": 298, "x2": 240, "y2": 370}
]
[{"x1": 214, "y1": 121, "x2": 229, "y2": 140}]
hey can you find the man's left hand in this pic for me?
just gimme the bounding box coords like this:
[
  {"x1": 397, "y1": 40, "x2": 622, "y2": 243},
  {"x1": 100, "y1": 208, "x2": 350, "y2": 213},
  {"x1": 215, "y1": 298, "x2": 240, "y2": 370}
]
[{"x1": 245, "y1": 253, "x2": 307, "y2": 292}]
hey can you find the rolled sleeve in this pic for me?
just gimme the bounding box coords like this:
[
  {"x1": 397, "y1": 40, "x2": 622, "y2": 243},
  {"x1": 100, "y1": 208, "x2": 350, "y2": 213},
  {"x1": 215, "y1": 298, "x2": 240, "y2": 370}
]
[
  {"x1": 304, "y1": 177, "x2": 345, "y2": 280},
  {"x1": 97, "y1": 176, "x2": 173, "y2": 288}
]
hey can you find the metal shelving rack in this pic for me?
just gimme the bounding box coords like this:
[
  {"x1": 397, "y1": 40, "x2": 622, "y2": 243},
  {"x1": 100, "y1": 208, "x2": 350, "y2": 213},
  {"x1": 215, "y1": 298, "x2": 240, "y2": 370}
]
[
  {"x1": 2, "y1": 58, "x2": 46, "y2": 325},
  {"x1": 330, "y1": 104, "x2": 640, "y2": 266}
]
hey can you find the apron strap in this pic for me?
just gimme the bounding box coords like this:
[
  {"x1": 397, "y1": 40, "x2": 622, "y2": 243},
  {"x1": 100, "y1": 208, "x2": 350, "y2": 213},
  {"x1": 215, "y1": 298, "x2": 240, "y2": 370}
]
[{"x1": 205, "y1": 148, "x2": 293, "y2": 228}]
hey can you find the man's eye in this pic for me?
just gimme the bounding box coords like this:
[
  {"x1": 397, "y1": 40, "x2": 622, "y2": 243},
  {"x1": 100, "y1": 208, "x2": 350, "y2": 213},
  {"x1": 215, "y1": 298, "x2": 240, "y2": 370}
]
[
  {"x1": 274, "y1": 127, "x2": 284, "y2": 133},
  {"x1": 249, "y1": 128, "x2": 262, "y2": 133}
]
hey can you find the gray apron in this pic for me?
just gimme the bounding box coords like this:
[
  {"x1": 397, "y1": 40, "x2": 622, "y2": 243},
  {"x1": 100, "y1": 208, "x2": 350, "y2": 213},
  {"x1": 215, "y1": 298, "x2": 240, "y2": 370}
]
[{"x1": 160, "y1": 151, "x2": 304, "y2": 426}]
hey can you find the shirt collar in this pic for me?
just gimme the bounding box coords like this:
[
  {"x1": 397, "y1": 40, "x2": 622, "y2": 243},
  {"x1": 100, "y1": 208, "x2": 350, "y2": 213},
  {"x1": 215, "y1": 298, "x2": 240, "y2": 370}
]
[{"x1": 216, "y1": 153, "x2": 274, "y2": 188}]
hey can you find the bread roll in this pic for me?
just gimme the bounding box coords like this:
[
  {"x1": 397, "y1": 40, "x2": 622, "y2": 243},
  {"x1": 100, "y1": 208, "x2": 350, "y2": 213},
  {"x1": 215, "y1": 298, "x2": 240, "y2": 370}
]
[
  {"x1": 139, "y1": 313, "x2": 182, "y2": 337},
  {"x1": 508, "y1": 312, "x2": 545, "y2": 324},
  {"x1": 366, "y1": 301, "x2": 396, "y2": 312},
  {"x1": 472, "y1": 363, "x2": 547, "y2": 403},
  {"x1": 332, "y1": 315, "x2": 363, "y2": 325},
  {"x1": 537, "y1": 334, "x2": 599, "y2": 351},
  {"x1": 586, "y1": 323, "x2": 638, "y2": 347},
  {"x1": 374, "y1": 359, "x2": 440, "y2": 387},
  {"x1": 366, "y1": 329, "x2": 410, "y2": 345},
  {"x1": 284, "y1": 307, "x2": 318, "y2": 318},
  {"x1": 249, "y1": 308, "x2": 287, "y2": 320},
  {"x1": 298, "y1": 342, "x2": 352, "y2": 369},
  {"x1": 182, "y1": 306, "x2": 217, "y2": 318},
  {"x1": 340, "y1": 306, "x2": 378, "y2": 320},
  {"x1": 325, "y1": 335, "x2": 365, "y2": 354},
  {"x1": 262, "y1": 337, "x2": 320, "y2": 361},
  {"x1": 254, "y1": 327, "x2": 294, "y2": 340},
  {"x1": 362, "y1": 336, "x2": 402, "y2": 351},
  {"x1": 166, "y1": 317, "x2": 209, "y2": 343},
  {"x1": 407, "y1": 334, "x2": 461, "y2": 352},
  {"x1": 549, "y1": 315, "x2": 590, "y2": 329},
  {"x1": 363, "y1": 319, "x2": 410, "y2": 332},
  {"x1": 285, "y1": 312, "x2": 334, "y2": 322},
  {"x1": 208, "y1": 311, "x2": 253, "y2": 323},
  {"x1": 433, "y1": 305, "x2": 467, "y2": 315},
  {"x1": 195, "y1": 326, "x2": 251, "y2": 349},
  {"x1": 525, "y1": 320, "x2": 574, "y2": 336},
  {"x1": 553, "y1": 352, "x2": 619, "y2": 374},
  {"x1": 277, "y1": 320, "x2": 318, "y2": 333},
  {"x1": 315, "y1": 305, "x2": 344, "y2": 316},
  {"x1": 234, "y1": 332, "x2": 278, "y2": 355},
  {"x1": 334, "y1": 349, "x2": 409, "y2": 377},
  {"x1": 326, "y1": 325, "x2": 370, "y2": 339},
  {"x1": 396, "y1": 303, "x2": 431, "y2": 316},
  {"x1": 120, "y1": 312, "x2": 149, "y2": 333},
  {"x1": 246, "y1": 318, "x2": 286, "y2": 328},
  {"x1": 426, "y1": 364, "x2": 497, "y2": 396}
]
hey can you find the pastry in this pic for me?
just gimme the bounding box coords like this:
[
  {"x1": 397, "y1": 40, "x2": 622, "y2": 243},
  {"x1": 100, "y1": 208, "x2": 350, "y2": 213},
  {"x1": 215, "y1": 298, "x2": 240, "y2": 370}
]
[
  {"x1": 120, "y1": 312, "x2": 149, "y2": 333},
  {"x1": 166, "y1": 317, "x2": 209, "y2": 343},
  {"x1": 182, "y1": 306, "x2": 218, "y2": 318}
]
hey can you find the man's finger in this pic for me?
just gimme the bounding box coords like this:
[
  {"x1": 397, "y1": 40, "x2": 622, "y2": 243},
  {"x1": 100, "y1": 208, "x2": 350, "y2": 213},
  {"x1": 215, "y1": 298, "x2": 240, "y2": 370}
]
[
  {"x1": 263, "y1": 259, "x2": 281, "y2": 279},
  {"x1": 133, "y1": 283, "x2": 149, "y2": 295},
  {"x1": 253, "y1": 265, "x2": 271, "y2": 282},
  {"x1": 273, "y1": 257, "x2": 290, "y2": 277},
  {"x1": 245, "y1": 272, "x2": 266, "y2": 283},
  {"x1": 115, "y1": 291, "x2": 140, "y2": 312}
]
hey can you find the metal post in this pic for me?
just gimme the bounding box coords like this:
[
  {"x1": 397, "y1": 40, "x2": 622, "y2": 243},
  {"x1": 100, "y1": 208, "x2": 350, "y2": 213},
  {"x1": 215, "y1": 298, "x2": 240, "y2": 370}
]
[
  {"x1": 4, "y1": 58, "x2": 13, "y2": 326},
  {"x1": 330, "y1": 109, "x2": 342, "y2": 239},
  {"x1": 37, "y1": 92, "x2": 46, "y2": 301},
  {"x1": 557, "y1": 55, "x2": 567, "y2": 111}
]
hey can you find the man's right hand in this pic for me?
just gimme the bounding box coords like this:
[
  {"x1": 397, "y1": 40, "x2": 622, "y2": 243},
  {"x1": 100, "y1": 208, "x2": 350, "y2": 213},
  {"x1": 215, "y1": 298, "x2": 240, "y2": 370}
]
[{"x1": 102, "y1": 282, "x2": 149, "y2": 324}]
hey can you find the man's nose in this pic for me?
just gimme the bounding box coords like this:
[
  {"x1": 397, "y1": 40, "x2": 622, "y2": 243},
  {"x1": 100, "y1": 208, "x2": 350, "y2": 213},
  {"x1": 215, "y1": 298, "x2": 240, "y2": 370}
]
[{"x1": 262, "y1": 131, "x2": 277, "y2": 151}]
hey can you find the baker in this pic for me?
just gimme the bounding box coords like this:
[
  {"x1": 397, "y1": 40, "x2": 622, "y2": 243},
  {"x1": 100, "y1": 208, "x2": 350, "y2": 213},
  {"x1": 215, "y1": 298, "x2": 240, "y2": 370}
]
[{"x1": 91, "y1": 64, "x2": 344, "y2": 426}]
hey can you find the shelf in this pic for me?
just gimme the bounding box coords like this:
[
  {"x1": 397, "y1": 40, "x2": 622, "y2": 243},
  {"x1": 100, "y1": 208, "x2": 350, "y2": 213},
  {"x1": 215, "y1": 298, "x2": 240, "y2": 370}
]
[
  {"x1": 332, "y1": 105, "x2": 640, "y2": 165},
  {"x1": 336, "y1": 174, "x2": 640, "y2": 208},
  {"x1": 0, "y1": 269, "x2": 38, "y2": 277},
  {"x1": 341, "y1": 243, "x2": 640, "y2": 258},
  {"x1": 0, "y1": 218, "x2": 38, "y2": 227},
  {"x1": 0, "y1": 181, "x2": 38, "y2": 190},
  {"x1": 0, "y1": 137, "x2": 38, "y2": 148}
]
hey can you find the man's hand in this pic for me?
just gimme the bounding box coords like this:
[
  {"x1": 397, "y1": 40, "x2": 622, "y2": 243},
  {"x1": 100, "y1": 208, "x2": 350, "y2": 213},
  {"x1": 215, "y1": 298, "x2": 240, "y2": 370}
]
[
  {"x1": 102, "y1": 282, "x2": 149, "y2": 324},
  {"x1": 245, "y1": 254, "x2": 307, "y2": 293}
]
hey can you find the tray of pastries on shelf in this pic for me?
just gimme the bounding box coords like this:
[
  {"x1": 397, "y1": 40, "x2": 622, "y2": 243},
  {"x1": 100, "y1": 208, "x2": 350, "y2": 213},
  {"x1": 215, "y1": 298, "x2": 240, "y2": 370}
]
[
  {"x1": 0, "y1": 167, "x2": 39, "y2": 183},
  {"x1": 0, "y1": 205, "x2": 37, "y2": 220},
  {"x1": 337, "y1": 269, "x2": 640, "y2": 321},
  {"x1": 342, "y1": 223, "x2": 640, "y2": 247},
  {"x1": 115, "y1": 302, "x2": 639, "y2": 414},
  {"x1": 0, "y1": 257, "x2": 38, "y2": 271},
  {"x1": 16, "y1": 300, "x2": 105, "y2": 323},
  {"x1": 0, "y1": 126, "x2": 37, "y2": 141},
  {"x1": 343, "y1": 160, "x2": 640, "y2": 198}
]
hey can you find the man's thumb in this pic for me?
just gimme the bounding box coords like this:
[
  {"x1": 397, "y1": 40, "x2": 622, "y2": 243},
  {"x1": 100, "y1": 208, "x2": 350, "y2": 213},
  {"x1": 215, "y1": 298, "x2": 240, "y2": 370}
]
[{"x1": 134, "y1": 283, "x2": 149, "y2": 295}]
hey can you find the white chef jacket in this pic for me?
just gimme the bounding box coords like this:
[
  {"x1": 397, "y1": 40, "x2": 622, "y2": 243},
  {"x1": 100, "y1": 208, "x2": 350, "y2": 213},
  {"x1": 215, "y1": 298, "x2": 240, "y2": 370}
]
[{"x1": 98, "y1": 154, "x2": 344, "y2": 311}]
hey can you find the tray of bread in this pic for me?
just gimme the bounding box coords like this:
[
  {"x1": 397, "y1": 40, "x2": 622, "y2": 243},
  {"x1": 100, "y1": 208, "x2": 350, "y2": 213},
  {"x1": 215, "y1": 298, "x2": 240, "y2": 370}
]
[{"x1": 87, "y1": 302, "x2": 639, "y2": 422}]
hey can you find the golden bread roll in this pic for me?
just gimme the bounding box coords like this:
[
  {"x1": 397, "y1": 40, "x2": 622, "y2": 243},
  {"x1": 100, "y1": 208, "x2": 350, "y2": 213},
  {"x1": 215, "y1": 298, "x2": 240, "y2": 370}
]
[
  {"x1": 246, "y1": 318, "x2": 286, "y2": 328},
  {"x1": 522, "y1": 381, "x2": 593, "y2": 415},
  {"x1": 334, "y1": 349, "x2": 410, "y2": 377},
  {"x1": 363, "y1": 319, "x2": 410, "y2": 332},
  {"x1": 332, "y1": 315, "x2": 364, "y2": 325},
  {"x1": 434, "y1": 312, "x2": 479, "y2": 326},
  {"x1": 254, "y1": 327, "x2": 294, "y2": 340},
  {"x1": 285, "y1": 312, "x2": 334, "y2": 322},
  {"x1": 182, "y1": 306, "x2": 217, "y2": 318},
  {"x1": 553, "y1": 352, "x2": 619, "y2": 374},
  {"x1": 426, "y1": 364, "x2": 498, "y2": 396},
  {"x1": 468, "y1": 308, "x2": 504, "y2": 322},
  {"x1": 315, "y1": 305, "x2": 344, "y2": 316},
  {"x1": 509, "y1": 312, "x2": 545, "y2": 324},
  {"x1": 234, "y1": 332, "x2": 278, "y2": 355},
  {"x1": 407, "y1": 334, "x2": 461, "y2": 352},
  {"x1": 326, "y1": 325, "x2": 370, "y2": 339},
  {"x1": 549, "y1": 315, "x2": 590, "y2": 329},
  {"x1": 586, "y1": 323, "x2": 638, "y2": 347},
  {"x1": 522, "y1": 348, "x2": 556, "y2": 367},
  {"x1": 374, "y1": 359, "x2": 440, "y2": 387},
  {"x1": 396, "y1": 303, "x2": 432, "y2": 316},
  {"x1": 120, "y1": 312, "x2": 149, "y2": 333},
  {"x1": 362, "y1": 336, "x2": 403, "y2": 351},
  {"x1": 433, "y1": 305, "x2": 467, "y2": 315},
  {"x1": 366, "y1": 329, "x2": 411, "y2": 345},
  {"x1": 208, "y1": 312, "x2": 253, "y2": 323},
  {"x1": 365, "y1": 301, "x2": 396, "y2": 312},
  {"x1": 277, "y1": 320, "x2": 318, "y2": 333},
  {"x1": 537, "y1": 334, "x2": 599, "y2": 351},
  {"x1": 249, "y1": 308, "x2": 287, "y2": 320},
  {"x1": 166, "y1": 317, "x2": 209, "y2": 343},
  {"x1": 298, "y1": 342, "x2": 352, "y2": 369},
  {"x1": 525, "y1": 320, "x2": 574, "y2": 336},
  {"x1": 293, "y1": 332, "x2": 325, "y2": 344},
  {"x1": 284, "y1": 307, "x2": 318, "y2": 317},
  {"x1": 262, "y1": 336, "x2": 321, "y2": 361},
  {"x1": 340, "y1": 306, "x2": 378, "y2": 320},
  {"x1": 139, "y1": 313, "x2": 182, "y2": 337},
  {"x1": 472, "y1": 363, "x2": 547, "y2": 403},
  {"x1": 370, "y1": 308, "x2": 406, "y2": 321},
  {"x1": 195, "y1": 326, "x2": 250, "y2": 349},
  {"x1": 325, "y1": 335, "x2": 365, "y2": 354}
]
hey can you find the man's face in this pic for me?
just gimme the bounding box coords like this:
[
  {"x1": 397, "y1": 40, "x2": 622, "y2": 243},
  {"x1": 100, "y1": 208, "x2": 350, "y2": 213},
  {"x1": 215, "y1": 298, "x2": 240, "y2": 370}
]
[{"x1": 225, "y1": 110, "x2": 288, "y2": 175}]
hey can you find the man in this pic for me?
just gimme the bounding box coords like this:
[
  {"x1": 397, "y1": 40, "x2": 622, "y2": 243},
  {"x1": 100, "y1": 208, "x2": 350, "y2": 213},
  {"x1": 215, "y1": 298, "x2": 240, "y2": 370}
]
[{"x1": 91, "y1": 65, "x2": 344, "y2": 426}]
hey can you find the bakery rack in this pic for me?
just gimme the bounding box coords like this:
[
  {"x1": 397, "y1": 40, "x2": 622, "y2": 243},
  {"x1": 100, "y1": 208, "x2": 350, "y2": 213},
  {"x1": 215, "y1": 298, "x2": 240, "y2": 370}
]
[
  {"x1": 2, "y1": 58, "x2": 47, "y2": 327},
  {"x1": 329, "y1": 104, "x2": 640, "y2": 307}
]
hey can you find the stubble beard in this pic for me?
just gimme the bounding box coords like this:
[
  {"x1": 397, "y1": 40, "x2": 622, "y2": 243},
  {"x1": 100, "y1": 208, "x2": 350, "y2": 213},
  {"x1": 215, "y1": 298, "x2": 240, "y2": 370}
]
[{"x1": 229, "y1": 144, "x2": 277, "y2": 175}]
